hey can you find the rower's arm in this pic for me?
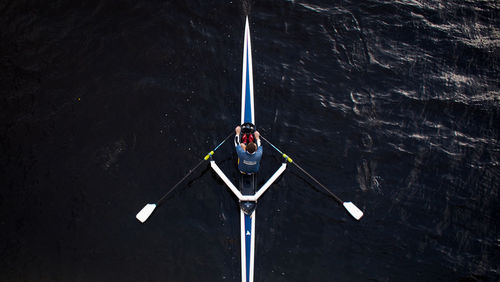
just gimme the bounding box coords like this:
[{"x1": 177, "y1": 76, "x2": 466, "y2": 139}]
[
  {"x1": 234, "y1": 134, "x2": 241, "y2": 147},
  {"x1": 234, "y1": 126, "x2": 241, "y2": 147},
  {"x1": 254, "y1": 131, "x2": 261, "y2": 147},
  {"x1": 234, "y1": 125, "x2": 241, "y2": 147}
]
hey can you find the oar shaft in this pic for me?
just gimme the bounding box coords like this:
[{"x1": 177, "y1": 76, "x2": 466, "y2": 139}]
[
  {"x1": 292, "y1": 162, "x2": 343, "y2": 204},
  {"x1": 261, "y1": 136, "x2": 343, "y2": 204},
  {"x1": 157, "y1": 159, "x2": 205, "y2": 205},
  {"x1": 156, "y1": 132, "x2": 233, "y2": 206},
  {"x1": 261, "y1": 136, "x2": 283, "y2": 155}
]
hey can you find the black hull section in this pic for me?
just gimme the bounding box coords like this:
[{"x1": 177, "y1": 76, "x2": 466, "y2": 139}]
[{"x1": 239, "y1": 174, "x2": 256, "y2": 215}]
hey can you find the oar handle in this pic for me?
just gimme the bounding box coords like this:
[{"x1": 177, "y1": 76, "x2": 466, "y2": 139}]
[{"x1": 261, "y1": 136, "x2": 283, "y2": 155}]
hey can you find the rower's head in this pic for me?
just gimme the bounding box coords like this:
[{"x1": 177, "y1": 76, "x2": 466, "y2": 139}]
[{"x1": 246, "y1": 142, "x2": 257, "y2": 154}]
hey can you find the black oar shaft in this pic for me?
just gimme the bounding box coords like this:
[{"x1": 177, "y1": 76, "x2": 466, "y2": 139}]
[
  {"x1": 156, "y1": 132, "x2": 233, "y2": 206},
  {"x1": 292, "y1": 162, "x2": 343, "y2": 204},
  {"x1": 157, "y1": 159, "x2": 205, "y2": 205},
  {"x1": 261, "y1": 136, "x2": 343, "y2": 204}
]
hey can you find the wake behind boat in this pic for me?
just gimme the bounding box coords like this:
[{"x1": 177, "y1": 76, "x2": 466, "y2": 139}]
[{"x1": 136, "y1": 16, "x2": 363, "y2": 282}]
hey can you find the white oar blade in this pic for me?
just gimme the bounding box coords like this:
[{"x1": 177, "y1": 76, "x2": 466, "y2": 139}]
[
  {"x1": 136, "y1": 204, "x2": 157, "y2": 223},
  {"x1": 343, "y1": 202, "x2": 364, "y2": 220}
]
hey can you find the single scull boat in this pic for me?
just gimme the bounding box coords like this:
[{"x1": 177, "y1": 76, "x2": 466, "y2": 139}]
[{"x1": 136, "y1": 17, "x2": 363, "y2": 282}]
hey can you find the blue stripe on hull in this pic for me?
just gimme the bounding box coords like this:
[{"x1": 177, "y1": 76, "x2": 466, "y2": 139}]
[
  {"x1": 244, "y1": 213, "x2": 252, "y2": 282},
  {"x1": 244, "y1": 47, "x2": 252, "y2": 124}
]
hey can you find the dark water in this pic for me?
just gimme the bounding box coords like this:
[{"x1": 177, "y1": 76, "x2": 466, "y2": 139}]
[{"x1": 1, "y1": 0, "x2": 499, "y2": 281}]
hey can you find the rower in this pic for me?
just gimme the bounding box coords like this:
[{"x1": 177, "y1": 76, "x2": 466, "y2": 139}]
[{"x1": 235, "y1": 123, "x2": 263, "y2": 175}]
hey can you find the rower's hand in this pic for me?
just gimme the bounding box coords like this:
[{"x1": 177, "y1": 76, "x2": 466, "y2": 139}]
[
  {"x1": 235, "y1": 126, "x2": 241, "y2": 135},
  {"x1": 254, "y1": 131, "x2": 260, "y2": 139}
]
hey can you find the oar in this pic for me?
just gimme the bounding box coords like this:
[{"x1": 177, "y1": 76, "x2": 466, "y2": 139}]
[
  {"x1": 261, "y1": 136, "x2": 364, "y2": 220},
  {"x1": 136, "y1": 132, "x2": 234, "y2": 223}
]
